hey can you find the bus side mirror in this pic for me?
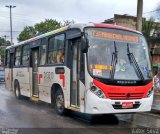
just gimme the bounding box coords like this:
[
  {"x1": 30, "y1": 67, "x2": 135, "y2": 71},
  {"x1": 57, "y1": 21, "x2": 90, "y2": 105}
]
[{"x1": 81, "y1": 38, "x2": 89, "y2": 53}]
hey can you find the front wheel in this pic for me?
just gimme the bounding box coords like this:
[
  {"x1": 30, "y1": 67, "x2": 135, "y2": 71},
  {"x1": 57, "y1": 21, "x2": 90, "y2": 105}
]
[
  {"x1": 55, "y1": 89, "x2": 67, "y2": 115},
  {"x1": 14, "y1": 81, "x2": 21, "y2": 99}
]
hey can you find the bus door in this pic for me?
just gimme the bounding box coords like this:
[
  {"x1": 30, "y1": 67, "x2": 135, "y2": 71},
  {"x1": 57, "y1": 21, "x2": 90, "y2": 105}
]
[
  {"x1": 70, "y1": 39, "x2": 81, "y2": 107},
  {"x1": 31, "y1": 48, "x2": 39, "y2": 97},
  {"x1": 10, "y1": 53, "x2": 14, "y2": 90}
]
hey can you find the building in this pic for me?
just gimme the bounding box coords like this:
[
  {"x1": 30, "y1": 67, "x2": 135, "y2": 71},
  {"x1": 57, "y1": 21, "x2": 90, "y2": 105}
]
[{"x1": 103, "y1": 14, "x2": 142, "y2": 30}]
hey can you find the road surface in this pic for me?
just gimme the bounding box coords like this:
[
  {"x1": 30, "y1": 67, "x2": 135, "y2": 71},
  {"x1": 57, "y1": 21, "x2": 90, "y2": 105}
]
[{"x1": 0, "y1": 83, "x2": 160, "y2": 134}]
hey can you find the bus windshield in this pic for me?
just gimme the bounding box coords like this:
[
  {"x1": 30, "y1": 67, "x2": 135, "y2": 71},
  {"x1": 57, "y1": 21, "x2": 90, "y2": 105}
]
[{"x1": 85, "y1": 28, "x2": 152, "y2": 80}]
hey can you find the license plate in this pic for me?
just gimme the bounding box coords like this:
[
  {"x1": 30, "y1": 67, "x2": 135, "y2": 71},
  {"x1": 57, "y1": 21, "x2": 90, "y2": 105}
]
[{"x1": 122, "y1": 102, "x2": 133, "y2": 108}]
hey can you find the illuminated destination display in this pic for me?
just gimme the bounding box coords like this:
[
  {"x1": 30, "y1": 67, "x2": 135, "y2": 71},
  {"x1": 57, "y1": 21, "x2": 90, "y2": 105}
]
[
  {"x1": 90, "y1": 64, "x2": 113, "y2": 71},
  {"x1": 92, "y1": 30, "x2": 139, "y2": 43}
]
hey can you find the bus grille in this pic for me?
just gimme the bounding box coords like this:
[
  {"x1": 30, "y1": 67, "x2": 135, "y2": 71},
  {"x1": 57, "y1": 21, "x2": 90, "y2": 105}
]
[{"x1": 108, "y1": 93, "x2": 144, "y2": 100}]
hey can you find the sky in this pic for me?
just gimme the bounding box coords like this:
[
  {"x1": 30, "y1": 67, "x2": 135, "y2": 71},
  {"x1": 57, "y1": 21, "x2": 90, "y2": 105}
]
[{"x1": 0, "y1": 0, "x2": 160, "y2": 44}]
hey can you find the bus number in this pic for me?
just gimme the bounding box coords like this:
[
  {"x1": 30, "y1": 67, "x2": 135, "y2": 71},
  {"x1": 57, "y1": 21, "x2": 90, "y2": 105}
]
[{"x1": 44, "y1": 72, "x2": 54, "y2": 82}]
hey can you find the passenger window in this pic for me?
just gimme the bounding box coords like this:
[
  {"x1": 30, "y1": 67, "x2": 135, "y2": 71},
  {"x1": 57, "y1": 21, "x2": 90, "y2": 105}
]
[
  {"x1": 22, "y1": 44, "x2": 30, "y2": 66},
  {"x1": 48, "y1": 34, "x2": 65, "y2": 64},
  {"x1": 14, "y1": 46, "x2": 21, "y2": 66},
  {"x1": 40, "y1": 39, "x2": 47, "y2": 65}
]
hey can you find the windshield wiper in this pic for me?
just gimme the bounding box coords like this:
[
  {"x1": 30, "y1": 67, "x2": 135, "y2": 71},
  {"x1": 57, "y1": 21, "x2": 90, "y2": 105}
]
[
  {"x1": 127, "y1": 43, "x2": 144, "y2": 80},
  {"x1": 110, "y1": 41, "x2": 118, "y2": 79}
]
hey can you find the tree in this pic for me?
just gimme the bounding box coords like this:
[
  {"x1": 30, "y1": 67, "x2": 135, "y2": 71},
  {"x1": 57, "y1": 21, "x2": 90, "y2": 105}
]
[
  {"x1": 0, "y1": 37, "x2": 11, "y2": 65},
  {"x1": 62, "y1": 20, "x2": 75, "y2": 27},
  {"x1": 17, "y1": 19, "x2": 75, "y2": 42},
  {"x1": 17, "y1": 26, "x2": 36, "y2": 42},
  {"x1": 0, "y1": 37, "x2": 11, "y2": 47},
  {"x1": 34, "y1": 19, "x2": 61, "y2": 35},
  {"x1": 0, "y1": 48, "x2": 5, "y2": 65},
  {"x1": 142, "y1": 18, "x2": 155, "y2": 38}
]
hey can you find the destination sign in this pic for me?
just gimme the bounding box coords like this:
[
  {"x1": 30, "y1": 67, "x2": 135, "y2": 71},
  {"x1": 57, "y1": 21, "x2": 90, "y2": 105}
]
[{"x1": 92, "y1": 30, "x2": 139, "y2": 43}]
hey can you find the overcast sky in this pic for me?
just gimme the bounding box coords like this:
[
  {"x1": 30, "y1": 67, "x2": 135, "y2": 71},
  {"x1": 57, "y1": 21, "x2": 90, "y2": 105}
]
[{"x1": 0, "y1": 0, "x2": 160, "y2": 43}]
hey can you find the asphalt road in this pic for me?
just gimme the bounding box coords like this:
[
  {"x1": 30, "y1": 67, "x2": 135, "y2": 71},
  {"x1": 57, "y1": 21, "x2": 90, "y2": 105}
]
[{"x1": 0, "y1": 83, "x2": 160, "y2": 134}]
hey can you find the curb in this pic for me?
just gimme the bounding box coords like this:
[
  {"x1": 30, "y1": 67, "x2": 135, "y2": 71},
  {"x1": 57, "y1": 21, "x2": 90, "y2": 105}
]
[
  {"x1": 154, "y1": 94, "x2": 160, "y2": 96},
  {"x1": 151, "y1": 109, "x2": 160, "y2": 114},
  {"x1": 154, "y1": 92, "x2": 160, "y2": 96},
  {"x1": 152, "y1": 93, "x2": 160, "y2": 114}
]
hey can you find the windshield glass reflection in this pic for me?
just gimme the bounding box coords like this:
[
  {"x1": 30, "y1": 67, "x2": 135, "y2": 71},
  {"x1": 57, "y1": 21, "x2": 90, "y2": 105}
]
[{"x1": 85, "y1": 28, "x2": 152, "y2": 80}]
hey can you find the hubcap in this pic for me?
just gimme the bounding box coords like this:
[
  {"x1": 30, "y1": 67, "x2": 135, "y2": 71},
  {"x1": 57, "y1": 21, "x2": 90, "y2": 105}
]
[{"x1": 56, "y1": 94, "x2": 64, "y2": 112}]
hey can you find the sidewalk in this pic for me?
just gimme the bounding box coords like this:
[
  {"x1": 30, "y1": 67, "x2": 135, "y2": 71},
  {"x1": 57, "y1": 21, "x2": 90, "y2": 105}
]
[{"x1": 151, "y1": 93, "x2": 160, "y2": 114}]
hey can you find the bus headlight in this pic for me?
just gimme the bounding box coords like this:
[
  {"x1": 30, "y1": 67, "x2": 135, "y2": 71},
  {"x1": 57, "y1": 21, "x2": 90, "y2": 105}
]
[
  {"x1": 147, "y1": 88, "x2": 153, "y2": 97},
  {"x1": 90, "y1": 84, "x2": 106, "y2": 99}
]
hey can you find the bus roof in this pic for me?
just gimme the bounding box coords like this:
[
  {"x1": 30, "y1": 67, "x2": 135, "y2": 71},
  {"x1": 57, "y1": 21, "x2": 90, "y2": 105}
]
[
  {"x1": 93, "y1": 23, "x2": 141, "y2": 34},
  {"x1": 6, "y1": 23, "x2": 141, "y2": 49}
]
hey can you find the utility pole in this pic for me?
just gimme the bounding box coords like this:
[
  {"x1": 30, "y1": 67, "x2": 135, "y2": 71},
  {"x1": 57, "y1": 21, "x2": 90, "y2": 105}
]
[
  {"x1": 5, "y1": 5, "x2": 16, "y2": 45},
  {"x1": 137, "y1": 0, "x2": 143, "y2": 32}
]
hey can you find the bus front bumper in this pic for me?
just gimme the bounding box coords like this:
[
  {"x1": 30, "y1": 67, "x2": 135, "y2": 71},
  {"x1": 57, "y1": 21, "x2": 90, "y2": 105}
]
[{"x1": 85, "y1": 90, "x2": 153, "y2": 114}]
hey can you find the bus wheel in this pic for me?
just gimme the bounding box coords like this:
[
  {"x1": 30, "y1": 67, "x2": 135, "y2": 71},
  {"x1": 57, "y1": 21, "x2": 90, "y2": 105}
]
[
  {"x1": 14, "y1": 81, "x2": 21, "y2": 99},
  {"x1": 55, "y1": 89, "x2": 66, "y2": 115}
]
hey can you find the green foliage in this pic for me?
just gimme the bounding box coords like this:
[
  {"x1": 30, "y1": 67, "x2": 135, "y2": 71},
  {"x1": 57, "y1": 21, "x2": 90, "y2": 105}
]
[
  {"x1": 34, "y1": 19, "x2": 61, "y2": 35},
  {"x1": 154, "y1": 23, "x2": 160, "y2": 38},
  {"x1": 142, "y1": 18, "x2": 155, "y2": 38},
  {"x1": 0, "y1": 37, "x2": 11, "y2": 47},
  {"x1": 17, "y1": 19, "x2": 75, "y2": 42},
  {"x1": 0, "y1": 48, "x2": 5, "y2": 63},
  {"x1": 17, "y1": 26, "x2": 36, "y2": 42},
  {"x1": 0, "y1": 48, "x2": 4, "y2": 56},
  {"x1": 0, "y1": 37, "x2": 11, "y2": 65}
]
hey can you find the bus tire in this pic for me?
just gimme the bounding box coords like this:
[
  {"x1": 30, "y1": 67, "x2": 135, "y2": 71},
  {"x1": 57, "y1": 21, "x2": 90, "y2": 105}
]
[
  {"x1": 14, "y1": 81, "x2": 21, "y2": 100},
  {"x1": 55, "y1": 89, "x2": 67, "y2": 115}
]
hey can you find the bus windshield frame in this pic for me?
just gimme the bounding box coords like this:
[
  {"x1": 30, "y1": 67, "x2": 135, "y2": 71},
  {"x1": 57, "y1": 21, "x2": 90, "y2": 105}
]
[{"x1": 84, "y1": 27, "x2": 152, "y2": 81}]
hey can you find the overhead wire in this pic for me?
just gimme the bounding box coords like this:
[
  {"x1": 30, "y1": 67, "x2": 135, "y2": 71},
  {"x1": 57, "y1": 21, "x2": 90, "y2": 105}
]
[{"x1": 0, "y1": 10, "x2": 57, "y2": 22}]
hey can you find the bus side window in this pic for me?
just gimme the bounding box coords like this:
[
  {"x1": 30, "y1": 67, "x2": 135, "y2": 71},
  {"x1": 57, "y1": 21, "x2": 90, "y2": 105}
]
[
  {"x1": 47, "y1": 34, "x2": 65, "y2": 64},
  {"x1": 40, "y1": 39, "x2": 47, "y2": 65},
  {"x1": 14, "y1": 46, "x2": 21, "y2": 66},
  {"x1": 22, "y1": 44, "x2": 30, "y2": 66}
]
